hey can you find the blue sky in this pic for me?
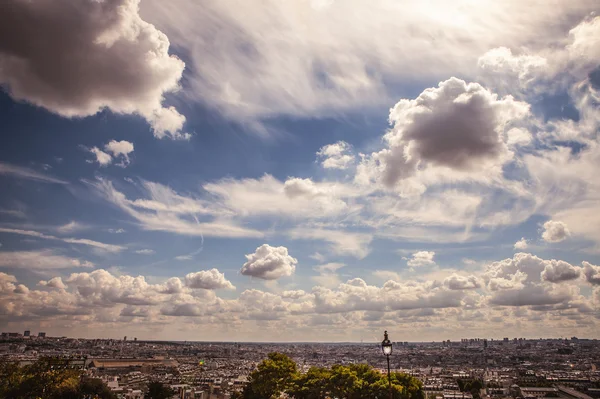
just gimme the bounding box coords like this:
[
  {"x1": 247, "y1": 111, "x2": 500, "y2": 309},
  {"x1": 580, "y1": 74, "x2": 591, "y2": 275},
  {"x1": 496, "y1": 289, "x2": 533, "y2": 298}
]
[{"x1": 1, "y1": 0, "x2": 600, "y2": 342}]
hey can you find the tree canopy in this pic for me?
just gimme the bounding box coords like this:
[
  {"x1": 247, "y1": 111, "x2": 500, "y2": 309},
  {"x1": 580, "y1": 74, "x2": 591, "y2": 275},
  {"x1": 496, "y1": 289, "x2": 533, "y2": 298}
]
[
  {"x1": 146, "y1": 381, "x2": 176, "y2": 399},
  {"x1": 235, "y1": 352, "x2": 425, "y2": 399},
  {"x1": 0, "y1": 358, "x2": 116, "y2": 399}
]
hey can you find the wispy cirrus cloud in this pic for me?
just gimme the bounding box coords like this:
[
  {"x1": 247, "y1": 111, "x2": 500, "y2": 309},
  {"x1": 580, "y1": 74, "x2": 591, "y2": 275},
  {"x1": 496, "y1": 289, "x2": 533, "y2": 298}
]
[
  {"x1": 142, "y1": 0, "x2": 596, "y2": 132},
  {"x1": 0, "y1": 227, "x2": 125, "y2": 252},
  {"x1": 88, "y1": 178, "x2": 263, "y2": 239},
  {"x1": 0, "y1": 250, "x2": 94, "y2": 270},
  {"x1": 0, "y1": 162, "x2": 67, "y2": 184}
]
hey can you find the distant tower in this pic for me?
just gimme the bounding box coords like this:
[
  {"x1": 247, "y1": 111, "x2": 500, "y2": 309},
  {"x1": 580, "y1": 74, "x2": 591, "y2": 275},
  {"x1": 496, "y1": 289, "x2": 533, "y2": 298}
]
[
  {"x1": 134, "y1": 337, "x2": 137, "y2": 341},
  {"x1": 24, "y1": 330, "x2": 30, "y2": 337},
  {"x1": 124, "y1": 336, "x2": 127, "y2": 341}
]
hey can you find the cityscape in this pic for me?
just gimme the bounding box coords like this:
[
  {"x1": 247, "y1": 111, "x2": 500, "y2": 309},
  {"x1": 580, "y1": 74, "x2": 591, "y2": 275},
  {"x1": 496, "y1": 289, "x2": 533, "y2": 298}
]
[{"x1": 1, "y1": 331, "x2": 599, "y2": 399}]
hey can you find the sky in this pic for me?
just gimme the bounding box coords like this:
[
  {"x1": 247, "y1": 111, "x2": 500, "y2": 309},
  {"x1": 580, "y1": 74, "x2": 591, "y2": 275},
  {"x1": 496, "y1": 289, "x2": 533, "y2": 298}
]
[{"x1": 1, "y1": 0, "x2": 600, "y2": 342}]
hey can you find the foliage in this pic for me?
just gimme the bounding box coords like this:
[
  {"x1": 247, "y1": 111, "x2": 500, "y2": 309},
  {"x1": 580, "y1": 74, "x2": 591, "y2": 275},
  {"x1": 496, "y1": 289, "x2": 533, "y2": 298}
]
[
  {"x1": 0, "y1": 358, "x2": 116, "y2": 399},
  {"x1": 240, "y1": 352, "x2": 298, "y2": 399},
  {"x1": 457, "y1": 379, "x2": 483, "y2": 399},
  {"x1": 146, "y1": 381, "x2": 176, "y2": 399},
  {"x1": 240, "y1": 352, "x2": 424, "y2": 399},
  {"x1": 78, "y1": 378, "x2": 118, "y2": 399}
]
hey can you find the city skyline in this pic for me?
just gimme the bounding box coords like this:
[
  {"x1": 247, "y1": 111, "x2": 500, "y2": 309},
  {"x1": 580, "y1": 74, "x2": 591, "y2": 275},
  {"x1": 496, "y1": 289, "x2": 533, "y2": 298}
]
[{"x1": 1, "y1": 0, "x2": 600, "y2": 342}]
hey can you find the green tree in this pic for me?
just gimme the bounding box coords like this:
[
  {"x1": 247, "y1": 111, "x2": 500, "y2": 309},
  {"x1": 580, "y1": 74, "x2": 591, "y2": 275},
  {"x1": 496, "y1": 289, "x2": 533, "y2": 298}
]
[
  {"x1": 288, "y1": 366, "x2": 332, "y2": 399},
  {"x1": 0, "y1": 358, "x2": 80, "y2": 398},
  {"x1": 146, "y1": 381, "x2": 176, "y2": 399},
  {"x1": 241, "y1": 353, "x2": 424, "y2": 399},
  {"x1": 0, "y1": 358, "x2": 116, "y2": 399},
  {"x1": 241, "y1": 352, "x2": 298, "y2": 399},
  {"x1": 79, "y1": 378, "x2": 118, "y2": 399},
  {"x1": 457, "y1": 378, "x2": 483, "y2": 399}
]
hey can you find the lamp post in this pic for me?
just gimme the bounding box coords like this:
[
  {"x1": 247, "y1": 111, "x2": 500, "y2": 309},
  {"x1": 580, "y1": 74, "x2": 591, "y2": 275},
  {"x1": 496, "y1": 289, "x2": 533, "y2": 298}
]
[{"x1": 382, "y1": 330, "x2": 393, "y2": 399}]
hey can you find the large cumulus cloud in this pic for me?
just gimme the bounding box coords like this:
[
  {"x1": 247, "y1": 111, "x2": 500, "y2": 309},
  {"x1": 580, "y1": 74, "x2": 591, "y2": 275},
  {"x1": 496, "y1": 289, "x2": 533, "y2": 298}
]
[
  {"x1": 184, "y1": 269, "x2": 235, "y2": 290},
  {"x1": 1, "y1": 251, "x2": 599, "y2": 338},
  {"x1": 542, "y1": 220, "x2": 571, "y2": 243},
  {"x1": 0, "y1": 0, "x2": 187, "y2": 139},
  {"x1": 583, "y1": 262, "x2": 600, "y2": 285},
  {"x1": 484, "y1": 253, "x2": 582, "y2": 307},
  {"x1": 241, "y1": 244, "x2": 297, "y2": 280},
  {"x1": 357, "y1": 78, "x2": 529, "y2": 189}
]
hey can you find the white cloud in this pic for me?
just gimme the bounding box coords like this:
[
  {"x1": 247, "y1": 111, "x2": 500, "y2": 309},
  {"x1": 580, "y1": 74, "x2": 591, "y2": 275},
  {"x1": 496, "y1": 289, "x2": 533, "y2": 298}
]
[
  {"x1": 0, "y1": 227, "x2": 125, "y2": 252},
  {"x1": 88, "y1": 147, "x2": 112, "y2": 166},
  {"x1": 158, "y1": 277, "x2": 185, "y2": 294},
  {"x1": 89, "y1": 178, "x2": 263, "y2": 239},
  {"x1": 66, "y1": 269, "x2": 161, "y2": 306},
  {"x1": 406, "y1": 251, "x2": 436, "y2": 268},
  {"x1": 104, "y1": 140, "x2": 134, "y2": 166},
  {"x1": 514, "y1": 238, "x2": 529, "y2": 250},
  {"x1": 314, "y1": 262, "x2": 345, "y2": 274},
  {"x1": 0, "y1": 250, "x2": 93, "y2": 270},
  {"x1": 174, "y1": 246, "x2": 203, "y2": 262},
  {"x1": 312, "y1": 262, "x2": 345, "y2": 288},
  {"x1": 283, "y1": 178, "x2": 322, "y2": 198},
  {"x1": 0, "y1": 272, "x2": 17, "y2": 294},
  {"x1": 372, "y1": 270, "x2": 401, "y2": 282},
  {"x1": 185, "y1": 269, "x2": 235, "y2": 290},
  {"x1": 444, "y1": 274, "x2": 482, "y2": 290},
  {"x1": 583, "y1": 262, "x2": 600, "y2": 285},
  {"x1": 0, "y1": 250, "x2": 599, "y2": 339},
  {"x1": 506, "y1": 128, "x2": 533, "y2": 147},
  {"x1": 484, "y1": 253, "x2": 579, "y2": 307},
  {"x1": 0, "y1": 208, "x2": 27, "y2": 219},
  {"x1": 241, "y1": 244, "x2": 297, "y2": 280},
  {"x1": 488, "y1": 284, "x2": 573, "y2": 307},
  {"x1": 541, "y1": 260, "x2": 581, "y2": 283},
  {"x1": 310, "y1": 252, "x2": 326, "y2": 262},
  {"x1": 477, "y1": 47, "x2": 549, "y2": 93},
  {"x1": 0, "y1": 162, "x2": 67, "y2": 184},
  {"x1": 288, "y1": 227, "x2": 372, "y2": 259},
  {"x1": 312, "y1": 277, "x2": 466, "y2": 314},
  {"x1": 205, "y1": 175, "x2": 353, "y2": 220},
  {"x1": 87, "y1": 140, "x2": 135, "y2": 167},
  {"x1": 369, "y1": 190, "x2": 484, "y2": 228},
  {"x1": 141, "y1": 0, "x2": 595, "y2": 129},
  {"x1": 38, "y1": 277, "x2": 66, "y2": 290},
  {"x1": 542, "y1": 220, "x2": 571, "y2": 243},
  {"x1": 357, "y1": 78, "x2": 529, "y2": 189},
  {"x1": 135, "y1": 249, "x2": 156, "y2": 255},
  {"x1": 108, "y1": 228, "x2": 126, "y2": 234},
  {"x1": 0, "y1": 0, "x2": 187, "y2": 139},
  {"x1": 56, "y1": 221, "x2": 87, "y2": 234},
  {"x1": 317, "y1": 141, "x2": 355, "y2": 169}
]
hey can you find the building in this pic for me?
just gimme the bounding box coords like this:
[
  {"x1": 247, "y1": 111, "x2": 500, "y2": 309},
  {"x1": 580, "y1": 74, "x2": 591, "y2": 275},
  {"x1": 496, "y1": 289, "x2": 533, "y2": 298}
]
[
  {"x1": 558, "y1": 386, "x2": 594, "y2": 399},
  {"x1": 24, "y1": 330, "x2": 30, "y2": 337},
  {"x1": 38, "y1": 332, "x2": 46, "y2": 338},
  {"x1": 443, "y1": 393, "x2": 473, "y2": 399},
  {"x1": 88, "y1": 358, "x2": 178, "y2": 371},
  {"x1": 519, "y1": 387, "x2": 559, "y2": 398}
]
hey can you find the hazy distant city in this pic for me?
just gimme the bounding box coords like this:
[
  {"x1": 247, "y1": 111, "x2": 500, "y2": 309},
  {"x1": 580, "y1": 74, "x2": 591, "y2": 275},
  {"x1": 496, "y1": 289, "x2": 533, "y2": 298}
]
[{"x1": 1, "y1": 332, "x2": 599, "y2": 399}]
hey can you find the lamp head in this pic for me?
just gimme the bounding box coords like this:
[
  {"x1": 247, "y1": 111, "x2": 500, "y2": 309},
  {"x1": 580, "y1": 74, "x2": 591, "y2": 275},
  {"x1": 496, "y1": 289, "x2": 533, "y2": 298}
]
[{"x1": 382, "y1": 330, "x2": 392, "y2": 356}]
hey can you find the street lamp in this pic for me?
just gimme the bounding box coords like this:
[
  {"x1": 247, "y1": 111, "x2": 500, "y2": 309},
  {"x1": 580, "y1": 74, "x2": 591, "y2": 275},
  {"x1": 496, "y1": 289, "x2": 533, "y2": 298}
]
[{"x1": 382, "y1": 330, "x2": 393, "y2": 399}]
